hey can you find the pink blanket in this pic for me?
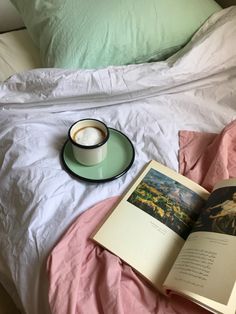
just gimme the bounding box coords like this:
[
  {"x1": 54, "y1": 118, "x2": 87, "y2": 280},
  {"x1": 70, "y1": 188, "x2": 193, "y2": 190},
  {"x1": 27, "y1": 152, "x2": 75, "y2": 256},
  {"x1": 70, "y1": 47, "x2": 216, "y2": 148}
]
[
  {"x1": 47, "y1": 197, "x2": 208, "y2": 314},
  {"x1": 47, "y1": 120, "x2": 236, "y2": 314},
  {"x1": 179, "y1": 119, "x2": 236, "y2": 192}
]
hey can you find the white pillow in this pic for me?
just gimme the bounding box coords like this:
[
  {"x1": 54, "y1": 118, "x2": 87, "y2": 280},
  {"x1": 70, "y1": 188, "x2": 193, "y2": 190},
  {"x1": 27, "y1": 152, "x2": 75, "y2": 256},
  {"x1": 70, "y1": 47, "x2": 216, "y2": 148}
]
[{"x1": 0, "y1": 29, "x2": 41, "y2": 81}]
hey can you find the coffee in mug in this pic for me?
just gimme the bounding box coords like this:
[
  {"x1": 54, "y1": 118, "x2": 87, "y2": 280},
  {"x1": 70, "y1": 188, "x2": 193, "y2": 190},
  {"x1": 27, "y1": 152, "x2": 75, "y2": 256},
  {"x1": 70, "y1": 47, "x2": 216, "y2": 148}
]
[
  {"x1": 68, "y1": 119, "x2": 109, "y2": 166},
  {"x1": 73, "y1": 126, "x2": 106, "y2": 146}
]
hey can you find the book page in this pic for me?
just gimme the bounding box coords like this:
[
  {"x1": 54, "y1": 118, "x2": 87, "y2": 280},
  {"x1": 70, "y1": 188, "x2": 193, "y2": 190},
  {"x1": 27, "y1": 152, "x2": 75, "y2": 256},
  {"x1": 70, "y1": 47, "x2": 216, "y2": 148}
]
[
  {"x1": 92, "y1": 160, "x2": 209, "y2": 291},
  {"x1": 163, "y1": 179, "x2": 236, "y2": 313}
]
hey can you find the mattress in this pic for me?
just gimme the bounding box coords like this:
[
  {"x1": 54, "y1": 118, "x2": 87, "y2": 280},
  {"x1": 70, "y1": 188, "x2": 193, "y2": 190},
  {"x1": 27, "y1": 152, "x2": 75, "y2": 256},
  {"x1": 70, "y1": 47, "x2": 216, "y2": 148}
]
[{"x1": 0, "y1": 6, "x2": 235, "y2": 314}]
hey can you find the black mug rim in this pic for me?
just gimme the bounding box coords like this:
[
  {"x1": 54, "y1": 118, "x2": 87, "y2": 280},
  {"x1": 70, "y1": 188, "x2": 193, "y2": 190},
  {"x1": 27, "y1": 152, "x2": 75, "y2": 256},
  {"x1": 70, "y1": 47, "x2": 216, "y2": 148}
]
[{"x1": 68, "y1": 118, "x2": 110, "y2": 149}]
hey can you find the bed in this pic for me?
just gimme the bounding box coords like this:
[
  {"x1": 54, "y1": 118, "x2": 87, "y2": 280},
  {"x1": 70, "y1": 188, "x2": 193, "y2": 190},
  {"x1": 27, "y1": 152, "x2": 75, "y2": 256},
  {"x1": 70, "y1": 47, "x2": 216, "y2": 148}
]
[{"x1": 0, "y1": 0, "x2": 236, "y2": 314}]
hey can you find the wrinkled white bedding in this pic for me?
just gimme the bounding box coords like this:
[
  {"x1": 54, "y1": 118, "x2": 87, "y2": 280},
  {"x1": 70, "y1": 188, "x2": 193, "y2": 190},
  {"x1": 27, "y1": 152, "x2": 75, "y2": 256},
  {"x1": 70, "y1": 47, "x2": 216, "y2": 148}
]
[{"x1": 0, "y1": 7, "x2": 235, "y2": 314}]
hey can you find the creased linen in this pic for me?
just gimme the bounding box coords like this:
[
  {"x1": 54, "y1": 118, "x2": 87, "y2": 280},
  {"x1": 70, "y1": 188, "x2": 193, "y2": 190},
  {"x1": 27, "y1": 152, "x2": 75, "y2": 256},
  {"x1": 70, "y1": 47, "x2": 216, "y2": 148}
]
[
  {"x1": 179, "y1": 119, "x2": 236, "y2": 191},
  {"x1": 47, "y1": 197, "x2": 209, "y2": 314}
]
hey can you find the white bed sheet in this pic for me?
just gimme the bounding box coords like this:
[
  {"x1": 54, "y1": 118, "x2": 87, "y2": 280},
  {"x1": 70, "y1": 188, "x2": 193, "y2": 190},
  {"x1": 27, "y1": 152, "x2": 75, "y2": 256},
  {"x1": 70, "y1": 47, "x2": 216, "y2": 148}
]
[{"x1": 0, "y1": 7, "x2": 235, "y2": 314}]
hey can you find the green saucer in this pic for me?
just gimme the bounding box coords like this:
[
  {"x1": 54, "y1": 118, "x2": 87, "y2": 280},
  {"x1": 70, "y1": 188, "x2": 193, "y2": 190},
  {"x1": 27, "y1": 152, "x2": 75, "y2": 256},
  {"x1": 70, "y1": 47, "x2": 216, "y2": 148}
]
[{"x1": 61, "y1": 128, "x2": 135, "y2": 183}]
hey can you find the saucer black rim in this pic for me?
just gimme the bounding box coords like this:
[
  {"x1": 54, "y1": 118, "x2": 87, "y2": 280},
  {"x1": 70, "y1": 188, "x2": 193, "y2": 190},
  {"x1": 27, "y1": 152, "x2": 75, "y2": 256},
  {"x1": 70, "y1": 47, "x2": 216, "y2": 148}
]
[{"x1": 61, "y1": 128, "x2": 135, "y2": 183}]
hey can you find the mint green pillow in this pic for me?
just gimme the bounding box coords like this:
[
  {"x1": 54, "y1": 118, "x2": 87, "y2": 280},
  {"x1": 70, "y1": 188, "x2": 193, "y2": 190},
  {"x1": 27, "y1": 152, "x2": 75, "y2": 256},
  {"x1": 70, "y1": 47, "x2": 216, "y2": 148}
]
[{"x1": 11, "y1": 0, "x2": 221, "y2": 69}]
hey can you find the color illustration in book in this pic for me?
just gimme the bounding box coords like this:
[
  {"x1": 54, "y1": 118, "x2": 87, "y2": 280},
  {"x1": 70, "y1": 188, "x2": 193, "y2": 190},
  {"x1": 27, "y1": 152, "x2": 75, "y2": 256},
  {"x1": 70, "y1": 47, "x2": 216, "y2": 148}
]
[
  {"x1": 192, "y1": 187, "x2": 236, "y2": 236},
  {"x1": 127, "y1": 168, "x2": 205, "y2": 240}
]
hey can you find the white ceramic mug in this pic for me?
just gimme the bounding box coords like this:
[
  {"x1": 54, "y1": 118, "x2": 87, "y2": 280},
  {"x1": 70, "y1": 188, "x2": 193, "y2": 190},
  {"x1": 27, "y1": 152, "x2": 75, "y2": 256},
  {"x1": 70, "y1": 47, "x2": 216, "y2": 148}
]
[{"x1": 68, "y1": 119, "x2": 109, "y2": 166}]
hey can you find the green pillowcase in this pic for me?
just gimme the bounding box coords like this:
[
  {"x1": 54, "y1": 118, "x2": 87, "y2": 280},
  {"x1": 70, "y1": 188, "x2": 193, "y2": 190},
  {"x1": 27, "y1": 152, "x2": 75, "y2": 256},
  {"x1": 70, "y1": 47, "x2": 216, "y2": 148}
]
[{"x1": 11, "y1": 0, "x2": 221, "y2": 70}]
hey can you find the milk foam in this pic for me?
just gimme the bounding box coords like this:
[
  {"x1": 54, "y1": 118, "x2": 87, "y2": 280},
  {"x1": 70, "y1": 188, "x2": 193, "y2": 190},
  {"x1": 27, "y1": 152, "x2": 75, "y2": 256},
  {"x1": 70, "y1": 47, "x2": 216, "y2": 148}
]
[{"x1": 74, "y1": 127, "x2": 104, "y2": 146}]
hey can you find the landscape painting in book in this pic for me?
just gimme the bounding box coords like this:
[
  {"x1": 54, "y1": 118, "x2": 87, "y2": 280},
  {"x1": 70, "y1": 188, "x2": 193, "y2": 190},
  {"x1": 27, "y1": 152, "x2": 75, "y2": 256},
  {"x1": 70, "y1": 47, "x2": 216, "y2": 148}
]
[{"x1": 127, "y1": 168, "x2": 206, "y2": 240}]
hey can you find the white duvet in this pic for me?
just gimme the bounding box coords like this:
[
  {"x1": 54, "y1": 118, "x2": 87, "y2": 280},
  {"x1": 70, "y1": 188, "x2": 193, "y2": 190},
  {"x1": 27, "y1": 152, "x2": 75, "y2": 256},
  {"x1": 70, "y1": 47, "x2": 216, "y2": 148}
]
[{"x1": 0, "y1": 7, "x2": 235, "y2": 314}]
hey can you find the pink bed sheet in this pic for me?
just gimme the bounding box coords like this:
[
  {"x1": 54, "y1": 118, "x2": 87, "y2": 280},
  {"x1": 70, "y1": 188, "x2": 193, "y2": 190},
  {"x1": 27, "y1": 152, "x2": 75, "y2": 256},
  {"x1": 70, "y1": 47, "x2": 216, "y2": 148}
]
[
  {"x1": 47, "y1": 119, "x2": 236, "y2": 314},
  {"x1": 47, "y1": 197, "x2": 208, "y2": 314},
  {"x1": 179, "y1": 119, "x2": 236, "y2": 192}
]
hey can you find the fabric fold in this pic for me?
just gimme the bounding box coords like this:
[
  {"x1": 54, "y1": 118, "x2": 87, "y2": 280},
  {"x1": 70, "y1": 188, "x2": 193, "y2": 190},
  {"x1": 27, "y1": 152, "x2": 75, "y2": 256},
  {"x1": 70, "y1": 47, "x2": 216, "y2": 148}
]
[
  {"x1": 47, "y1": 197, "x2": 209, "y2": 314},
  {"x1": 179, "y1": 119, "x2": 236, "y2": 191}
]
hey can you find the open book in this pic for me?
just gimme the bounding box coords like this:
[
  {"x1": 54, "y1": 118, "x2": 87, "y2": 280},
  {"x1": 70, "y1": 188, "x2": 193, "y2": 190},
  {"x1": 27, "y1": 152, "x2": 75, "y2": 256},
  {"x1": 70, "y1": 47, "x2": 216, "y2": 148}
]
[{"x1": 92, "y1": 160, "x2": 236, "y2": 314}]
